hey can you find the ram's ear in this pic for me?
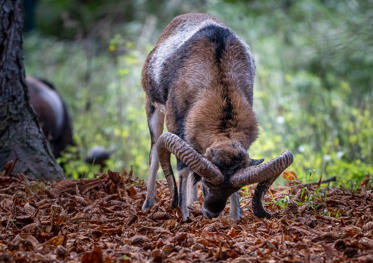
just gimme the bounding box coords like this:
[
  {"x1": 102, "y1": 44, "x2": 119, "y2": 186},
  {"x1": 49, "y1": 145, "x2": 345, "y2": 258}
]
[{"x1": 250, "y1": 158, "x2": 264, "y2": 166}]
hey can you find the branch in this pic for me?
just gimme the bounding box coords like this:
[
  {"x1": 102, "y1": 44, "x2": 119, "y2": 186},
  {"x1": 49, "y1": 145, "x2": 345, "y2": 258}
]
[{"x1": 305, "y1": 176, "x2": 337, "y2": 186}]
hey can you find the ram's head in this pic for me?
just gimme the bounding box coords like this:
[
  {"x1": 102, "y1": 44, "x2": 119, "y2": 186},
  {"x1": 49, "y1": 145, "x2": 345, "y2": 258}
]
[{"x1": 157, "y1": 132, "x2": 293, "y2": 219}]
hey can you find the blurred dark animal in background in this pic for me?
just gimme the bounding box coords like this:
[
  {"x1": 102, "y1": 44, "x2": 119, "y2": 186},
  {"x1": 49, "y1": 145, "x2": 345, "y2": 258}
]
[
  {"x1": 27, "y1": 76, "x2": 112, "y2": 170},
  {"x1": 26, "y1": 76, "x2": 74, "y2": 158},
  {"x1": 85, "y1": 145, "x2": 114, "y2": 169}
]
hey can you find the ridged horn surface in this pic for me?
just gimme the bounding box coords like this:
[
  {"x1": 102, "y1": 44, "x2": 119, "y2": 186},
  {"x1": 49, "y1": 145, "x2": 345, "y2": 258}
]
[
  {"x1": 230, "y1": 150, "x2": 293, "y2": 188},
  {"x1": 157, "y1": 132, "x2": 224, "y2": 185},
  {"x1": 252, "y1": 178, "x2": 274, "y2": 218}
]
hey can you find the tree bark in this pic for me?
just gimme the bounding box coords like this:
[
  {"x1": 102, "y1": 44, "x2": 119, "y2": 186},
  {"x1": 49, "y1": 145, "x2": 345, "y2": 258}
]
[{"x1": 0, "y1": 0, "x2": 64, "y2": 180}]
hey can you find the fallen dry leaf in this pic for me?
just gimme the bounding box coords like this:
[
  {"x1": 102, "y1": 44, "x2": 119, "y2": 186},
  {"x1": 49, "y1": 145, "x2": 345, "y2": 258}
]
[
  {"x1": 0, "y1": 168, "x2": 372, "y2": 262},
  {"x1": 283, "y1": 170, "x2": 297, "y2": 181},
  {"x1": 81, "y1": 246, "x2": 104, "y2": 263}
]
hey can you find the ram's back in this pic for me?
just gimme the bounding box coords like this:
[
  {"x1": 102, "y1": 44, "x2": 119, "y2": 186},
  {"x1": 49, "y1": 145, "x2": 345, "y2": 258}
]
[{"x1": 143, "y1": 13, "x2": 255, "y2": 102}]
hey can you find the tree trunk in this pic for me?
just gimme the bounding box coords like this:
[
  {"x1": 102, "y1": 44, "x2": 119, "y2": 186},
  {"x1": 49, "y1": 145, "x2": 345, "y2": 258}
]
[{"x1": 0, "y1": 0, "x2": 65, "y2": 180}]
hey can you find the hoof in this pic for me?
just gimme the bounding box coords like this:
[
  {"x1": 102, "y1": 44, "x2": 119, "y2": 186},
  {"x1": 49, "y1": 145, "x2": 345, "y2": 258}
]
[
  {"x1": 181, "y1": 210, "x2": 190, "y2": 222},
  {"x1": 230, "y1": 211, "x2": 243, "y2": 221},
  {"x1": 254, "y1": 209, "x2": 272, "y2": 219},
  {"x1": 171, "y1": 195, "x2": 178, "y2": 208}
]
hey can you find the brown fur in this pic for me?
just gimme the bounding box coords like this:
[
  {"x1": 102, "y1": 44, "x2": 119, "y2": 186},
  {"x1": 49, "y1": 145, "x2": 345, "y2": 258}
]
[{"x1": 142, "y1": 13, "x2": 258, "y2": 173}]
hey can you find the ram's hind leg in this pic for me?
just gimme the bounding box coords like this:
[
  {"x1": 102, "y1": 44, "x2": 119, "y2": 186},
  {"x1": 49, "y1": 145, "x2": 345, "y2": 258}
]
[{"x1": 142, "y1": 100, "x2": 165, "y2": 210}]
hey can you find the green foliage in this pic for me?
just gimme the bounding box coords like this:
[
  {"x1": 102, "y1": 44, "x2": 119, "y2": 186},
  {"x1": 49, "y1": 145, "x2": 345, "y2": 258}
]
[
  {"x1": 57, "y1": 146, "x2": 100, "y2": 179},
  {"x1": 34, "y1": 0, "x2": 138, "y2": 38},
  {"x1": 24, "y1": 34, "x2": 150, "y2": 178},
  {"x1": 34, "y1": 0, "x2": 205, "y2": 40},
  {"x1": 24, "y1": 0, "x2": 373, "y2": 185},
  {"x1": 326, "y1": 160, "x2": 373, "y2": 191}
]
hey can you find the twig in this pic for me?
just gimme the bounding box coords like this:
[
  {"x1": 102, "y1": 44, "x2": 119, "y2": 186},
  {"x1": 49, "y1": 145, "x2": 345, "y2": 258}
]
[{"x1": 305, "y1": 176, "x2": 337, "y2": 186}]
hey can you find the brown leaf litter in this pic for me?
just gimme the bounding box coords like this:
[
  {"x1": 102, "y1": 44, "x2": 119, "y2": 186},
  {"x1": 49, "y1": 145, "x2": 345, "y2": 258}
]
[{"x1": 0, "y1": 167, "x2": 372, "y2": 262}]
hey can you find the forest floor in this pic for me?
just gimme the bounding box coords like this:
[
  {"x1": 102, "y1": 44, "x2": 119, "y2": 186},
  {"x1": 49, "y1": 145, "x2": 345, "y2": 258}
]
[{"x1": 0, "y1": 165, "x2": 372, "y2": 263}]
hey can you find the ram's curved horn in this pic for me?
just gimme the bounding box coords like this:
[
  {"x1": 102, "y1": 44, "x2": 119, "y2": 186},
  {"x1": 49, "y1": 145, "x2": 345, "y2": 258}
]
[
  {"x1": 157, "y1": 132, "x2": 224, "y2": 185},
  {"x1": 252, "y1": 178, "x2": 276, "y2": 218},
  {"x1": 230, "y1": 150, "x2": 293, "y2": 188}
]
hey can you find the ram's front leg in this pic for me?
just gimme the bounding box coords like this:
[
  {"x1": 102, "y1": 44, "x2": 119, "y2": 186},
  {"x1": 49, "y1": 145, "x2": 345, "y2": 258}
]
[
  {"x1": 142, "y1": 102, "x2": 165, "y2": 210},
  {"x1": 178, "y1": 164, "x2": 191, "y2": 221},
  {"x1": 187, "y1": 173, "x2": 198, "y2": 207},
  {"x1": 229, "y1": 158, "x2": 264, "y2": 219},
  {"x1": 229, "y1": 192, "x2": 243, "y2": 220}
]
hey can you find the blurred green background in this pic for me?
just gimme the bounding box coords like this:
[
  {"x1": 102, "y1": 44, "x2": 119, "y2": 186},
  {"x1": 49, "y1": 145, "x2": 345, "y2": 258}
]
[{"x1": 23, "y1": 0, "x2": 373, "y2": 188}]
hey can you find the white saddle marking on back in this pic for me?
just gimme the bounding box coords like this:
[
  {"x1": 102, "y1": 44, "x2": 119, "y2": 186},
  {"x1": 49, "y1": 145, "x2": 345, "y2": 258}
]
[{"x1": 150, "y1": 19, "x2": 222, "y2": 85}]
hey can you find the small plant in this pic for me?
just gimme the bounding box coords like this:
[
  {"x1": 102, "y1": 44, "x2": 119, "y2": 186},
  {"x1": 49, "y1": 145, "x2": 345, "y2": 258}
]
[
  {"x1": 240, "y1": 185, "x2": 250, "y2": 197},
  {"x1": 296, "y1": 185, "x2": 329, "y2": 212},
  {"x1": 335, "y1": 209, "x2": 341, "y2": 219},
  {"x1": 267, "y1": 190, "x2": 290, "y2": 210},
  {"x1": 323, "y1": 207, "x2": 344, "y2": 218}
]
